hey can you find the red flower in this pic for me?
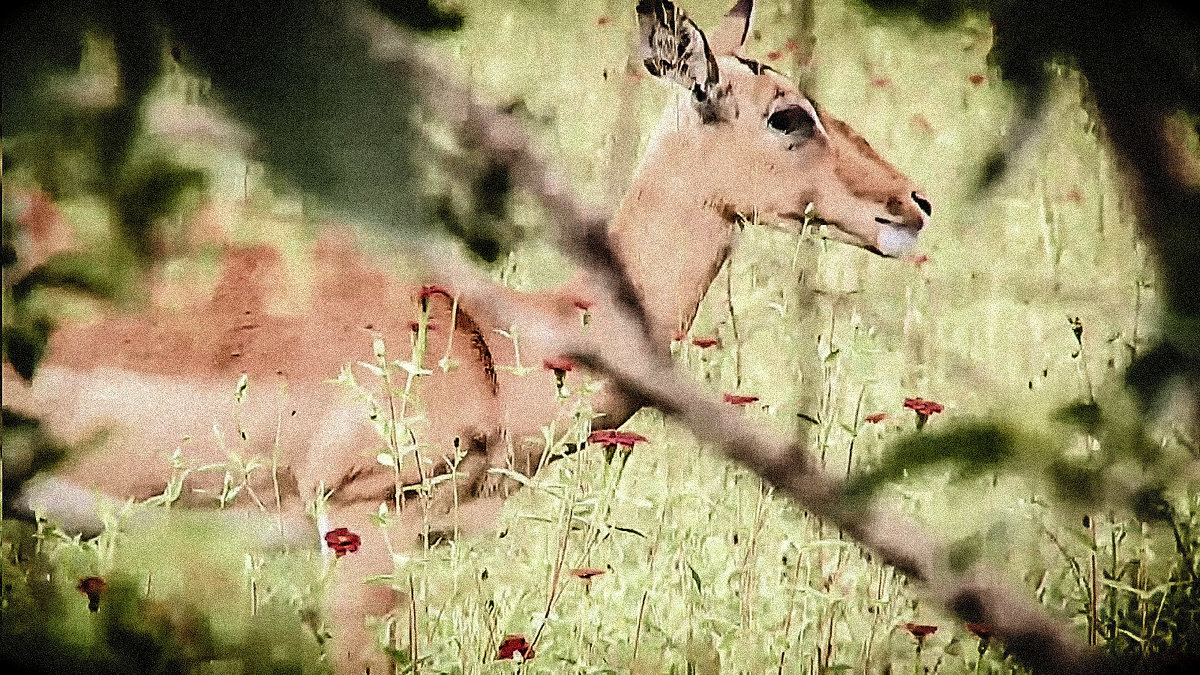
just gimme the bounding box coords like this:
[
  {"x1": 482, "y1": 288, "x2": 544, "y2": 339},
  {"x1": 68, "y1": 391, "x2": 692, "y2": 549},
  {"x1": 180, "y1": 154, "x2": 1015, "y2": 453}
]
[
  {"x1": 784, "y1": 39, "x2": 799, "y2": 51},
  {"x1": 864, "y1": 412, "x2": 887, "y2": 424},
  {"x1": 587, "y1": 430, "x2": 648, "y2": 448},
  {"x1": 417, "y1": 285, "x2": 451, "y2": 302},
  {"x1": 543, "y1": 356, "x2": 575, "y2": 374},
  {"x1": 571, "y1": 297, "x2": 593, "y2": 311},
  {"x1": 965, "y1": 622, "x2": 994, "y2": 641},
  {"x1": 324, "y1": 527, "x2": 361, "y2": 557},
  {"x1": 569, "y1": 567, "x2": 606, "y2": 581},
  {"x1": 903, "y1": 397, "x2": 944, "y2": 416},
  {"x1": 871, "y1": 76, "x2": 893, "y2": 88},
  {"x1": 596, "y1": 16, "x2": 612, "y2": 27},
  {"x1": 904, "y1": 253, "x2": 930, "y2": 267},
  {"x1": 672, "y1": 329, "x2": 687, "y2": 342},
  {"x1": 903, "y1": 622, "x2": 938, "y2": 638},
  {"x1": 968, "y1": 73, "x2": 986, "y2": 85},
  {"x1": 496, "y1": 634, "x2": 535, "y2": 660},
  {"x1": 77, "y1": 576, "x2": 107, "y2": 612},
  {"x1": 691, "y1": 337, "x2": 719, "y2": 348},
  {"x1": 766, "y1": 50, "x2": 782, "y2": 61},
  {"x1": 724, "y1": 393, "x2": 760, "y2": 406}
]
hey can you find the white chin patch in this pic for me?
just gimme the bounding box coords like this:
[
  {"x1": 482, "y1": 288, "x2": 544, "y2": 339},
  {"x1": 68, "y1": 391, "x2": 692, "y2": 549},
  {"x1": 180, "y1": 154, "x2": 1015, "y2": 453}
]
[{"x1": 877, "y1": 226, "x2": 919, "y2": 256}]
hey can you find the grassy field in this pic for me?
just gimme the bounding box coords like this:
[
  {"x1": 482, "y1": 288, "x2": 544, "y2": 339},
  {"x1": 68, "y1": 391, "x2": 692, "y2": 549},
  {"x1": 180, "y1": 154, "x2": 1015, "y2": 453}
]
[{"x1": 3, "y1": 1, "x2": 1196, "y2": 673}]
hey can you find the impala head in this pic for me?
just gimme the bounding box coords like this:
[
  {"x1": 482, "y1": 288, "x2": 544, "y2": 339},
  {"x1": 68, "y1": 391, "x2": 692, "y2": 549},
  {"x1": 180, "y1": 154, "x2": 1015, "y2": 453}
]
[{"x1": 636, "y1": 0, "x2": 931, "y2": 257}]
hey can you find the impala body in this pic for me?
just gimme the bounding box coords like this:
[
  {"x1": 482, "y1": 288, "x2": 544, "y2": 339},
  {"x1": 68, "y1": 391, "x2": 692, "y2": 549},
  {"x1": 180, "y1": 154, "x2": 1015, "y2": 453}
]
[{"x1": 3, "y1": 1, "x2": 930, "y2": 670}]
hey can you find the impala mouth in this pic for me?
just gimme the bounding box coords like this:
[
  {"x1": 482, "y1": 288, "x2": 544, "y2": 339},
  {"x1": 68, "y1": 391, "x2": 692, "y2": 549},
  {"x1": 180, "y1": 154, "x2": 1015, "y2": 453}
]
[
  {"x1": 877, "y1": 225, "x2": 920, "y2": 257},
  {"x1": 768, "y1": 213, "x2": 916, "y2": 259}
]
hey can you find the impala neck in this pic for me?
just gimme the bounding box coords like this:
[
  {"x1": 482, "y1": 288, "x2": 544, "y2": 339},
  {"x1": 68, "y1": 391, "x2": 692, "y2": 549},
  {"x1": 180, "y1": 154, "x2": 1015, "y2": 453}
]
[{"x1": 607, "y1": 143, "x2": 737, "y2": 348}]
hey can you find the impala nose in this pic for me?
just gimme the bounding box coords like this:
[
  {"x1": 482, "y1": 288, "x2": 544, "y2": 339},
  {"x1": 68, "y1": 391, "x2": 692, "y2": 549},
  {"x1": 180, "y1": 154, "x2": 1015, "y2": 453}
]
[
  {"x1": 912, "y1": 191, "x2": 932, "y2": 218},
  {"x1": 886, "y1": 192, "x2": 931, "y2": 231}
]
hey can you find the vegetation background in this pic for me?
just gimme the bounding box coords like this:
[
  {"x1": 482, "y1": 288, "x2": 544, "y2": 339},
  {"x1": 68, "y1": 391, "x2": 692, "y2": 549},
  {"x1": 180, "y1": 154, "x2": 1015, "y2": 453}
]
[{"x1": 2, "y1": 0, "x2": 1196, "y2": 673}]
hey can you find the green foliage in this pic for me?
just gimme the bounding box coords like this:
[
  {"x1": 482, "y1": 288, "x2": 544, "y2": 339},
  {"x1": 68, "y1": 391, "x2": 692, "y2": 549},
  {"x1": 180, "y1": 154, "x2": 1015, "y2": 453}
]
[
  {"x1": 845, "y1": 422, "x2": 1025, "y2": 501},
  {"x1": 1, "y1": 410, "x2": 72, "y2": 506},
  {"x1": 0, "y1": 517, "x2": 326, "y2": 673},
  {"x1": 112, "y1": 159, "x2": 207, "y2": 263}
]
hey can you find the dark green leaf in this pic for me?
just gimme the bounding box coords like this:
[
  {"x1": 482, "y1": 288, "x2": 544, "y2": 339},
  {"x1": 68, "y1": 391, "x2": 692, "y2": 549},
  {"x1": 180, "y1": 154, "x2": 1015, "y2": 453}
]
[
  {"x1": 1054, "y1": 401, "x2": 1103, "y2": 436},
  {"x1": 3, "y1": 317, "x2": 54, "y2": 380},
  {"x1": 11, "y1": 251, "x2": 123, "y2": 303},
  {"x1": 844, "y1": 422, "x2": 1024, "y2": 500}
]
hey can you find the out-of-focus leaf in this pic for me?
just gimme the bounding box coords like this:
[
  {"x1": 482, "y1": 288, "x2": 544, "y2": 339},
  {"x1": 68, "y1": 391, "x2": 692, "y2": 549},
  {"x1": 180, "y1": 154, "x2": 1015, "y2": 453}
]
[
  {"x1": 96, "y1": 2, "x2": 164, "y2": 193},
  {"x1": 1053, "y1": 395, "x2": 1163, "y2": 465},
  {"x1": 1, "y1": 407, "x2": 71, "y2": 495},
  {"x1": 1126, "y1": 341, "x2": 1185, "y2": 412},
  {"x1": 371, "y1": 0, "x2": 463, "y2": 32},
  {"x1": 0, "y1": 2, "x2": 91, "y2": 138},
  {"x1": 1047, "y1": 459, "x2": 1103, "y2": 505},
  {"x1": 1130, "y1": 486, "x2": 1174, "y2": 524},
  {"x1": 844, "y1": 422, "x2": 1026, "y2": 500},
  {"x1": 113, "y1": 160, "x2": 207, "y2": 262},
  {"x1": 948, "y1": 535, "x2": 984, "y2": 574},
  {"x1": 3, "y1": 316, "x2": 54, "y2": 381},
  {"x1": 156, "y1": 0, "x2": 426, "y2": 239},
  {"x1": 10, "y1": 251, "x2": 124, "y2": 303},
  {"x1": 1054, "y1": 401, "x2": 1102, "y2": 436}
]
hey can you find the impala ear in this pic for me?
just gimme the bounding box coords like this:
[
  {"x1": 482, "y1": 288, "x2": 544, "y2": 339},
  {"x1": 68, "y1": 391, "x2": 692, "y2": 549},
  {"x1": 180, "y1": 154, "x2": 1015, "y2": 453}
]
[
  {"x1": 708, "y1": 0, "x2": 753, "y2": 55},
  {"x1": 636, "y1": 0, "x2": 719, "y2": 99}
]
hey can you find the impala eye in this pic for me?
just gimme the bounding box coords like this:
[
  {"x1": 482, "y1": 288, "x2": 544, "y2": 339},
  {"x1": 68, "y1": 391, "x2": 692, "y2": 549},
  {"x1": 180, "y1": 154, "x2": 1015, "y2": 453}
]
[{"x1": 766, "y1": 106, "x2": 816, "y2": 139}]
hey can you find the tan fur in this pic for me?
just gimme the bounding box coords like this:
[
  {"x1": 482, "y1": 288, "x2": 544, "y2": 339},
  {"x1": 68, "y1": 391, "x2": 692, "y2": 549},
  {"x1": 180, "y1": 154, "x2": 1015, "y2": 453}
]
[{"x1": 7, "y1": 2, "x2": 930, "y2": 671}]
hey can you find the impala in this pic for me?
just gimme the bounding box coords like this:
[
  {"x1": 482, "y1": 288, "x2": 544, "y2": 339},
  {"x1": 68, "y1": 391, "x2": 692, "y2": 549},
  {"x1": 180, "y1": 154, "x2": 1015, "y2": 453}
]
[{"x1": 3, "y1": 0, "x2": 930, "y2": 670}]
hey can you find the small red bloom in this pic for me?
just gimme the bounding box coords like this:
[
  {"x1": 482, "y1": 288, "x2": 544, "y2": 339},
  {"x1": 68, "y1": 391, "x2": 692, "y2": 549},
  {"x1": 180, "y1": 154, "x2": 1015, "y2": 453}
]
[
  {"x1": 569, "y1": 567, "x2": 606, "y2": 580},
  {"x1": 784, "y1": 39, "x2": 799, "y2": 51},
  {"x1": 596, "y1": 16, "x2": 612, "y2": 27},
  {"x1": 903, "y1": 622, "x2": 938, "y2": 638},
  {"x1": 496, "y1": 634, "x2": 536, "y2": 660},
  {"x1": 864, "y1": 412, "x2": 887, "y2": 424},
  {"x1": 766, "y1": 50, "x2": 782, "y2": 61},
  {"x1": 968, "y1": 73, "x2": 986, "y2": 85},
  {"x1": 77, "y1": 576, "x2": 107, "y2": 612},
  {"x1": 904, "y1": 253, "x2": 930, "y2": 267},
  {"x1": 418, "y1": 285, "x2": 451, "y2": 302},
  {"x1": 871, "y1": 76, "x2": 893, "y2": 88},
  {"x1": 543, "y1": 356, "x2": 575, "y2": 373},
  {"x1": 724, "y1": 393, "x2": 760, "y2": 406},
  {"x1": 903, "y1": 397, "x2": 944, "y2": 416},
  {"x1": 672, "y1": 329, "x2": 687, "y2": 342},
  {"x1": 572, "y1": 297, "x2": 593, "y2": 311},
  {"x1": 587, "y1": 430, "x2": 648, "y2": 448},
  {"x1": 324, "y1": 527, "x2": 362, "y2": 557},
  {"x1": 1065, "y1": 188, "x2": 1084, "y2": 204},
  {"x1": 965, "y1": 622, "x2": 994, "y2": 641},
  {"x1": 691, "y1": 337, "x2": 719, "y2": 348}
]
